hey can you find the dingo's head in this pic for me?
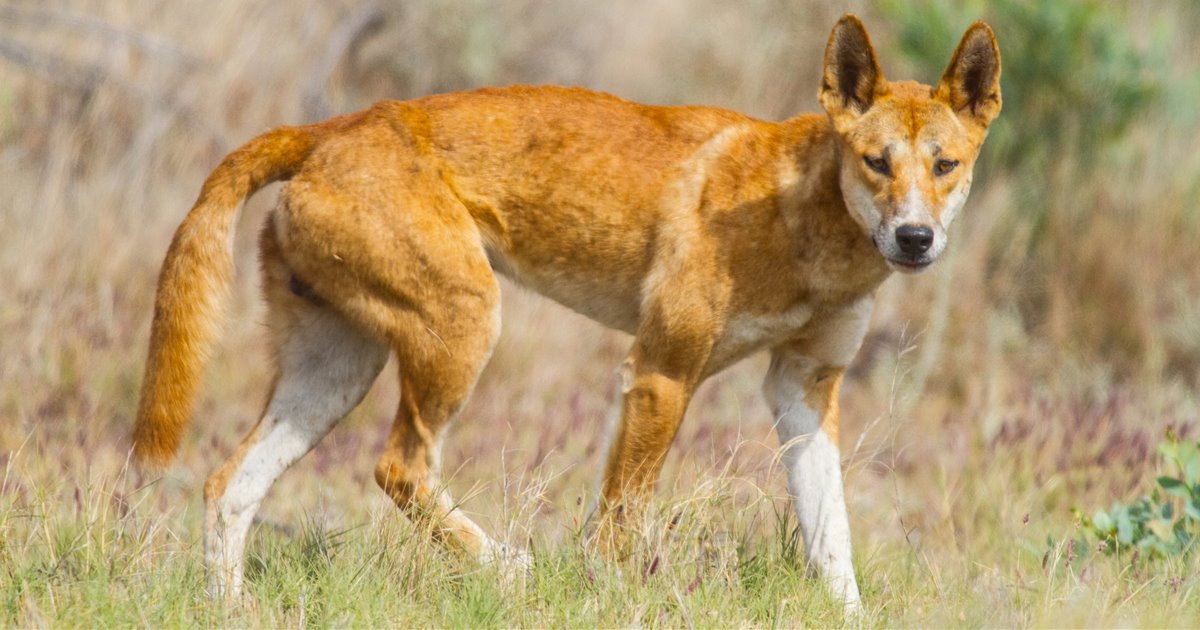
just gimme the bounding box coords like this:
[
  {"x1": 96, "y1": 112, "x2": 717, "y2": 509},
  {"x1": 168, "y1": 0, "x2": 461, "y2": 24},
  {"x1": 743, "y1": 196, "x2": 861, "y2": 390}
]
[{"x1": 820, "y1": 15, "x2": 1001, "y2": 273}]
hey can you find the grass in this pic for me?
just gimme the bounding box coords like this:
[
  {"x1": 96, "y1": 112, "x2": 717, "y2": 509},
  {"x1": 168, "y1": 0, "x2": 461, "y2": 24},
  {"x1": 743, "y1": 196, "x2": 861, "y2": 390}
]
[
  {"x1": 5, "y1": 429, "x2": 1200, "y2": 627},
  {"x1": 3, "y1": 0, "x2": 1200, "y2": 626}
]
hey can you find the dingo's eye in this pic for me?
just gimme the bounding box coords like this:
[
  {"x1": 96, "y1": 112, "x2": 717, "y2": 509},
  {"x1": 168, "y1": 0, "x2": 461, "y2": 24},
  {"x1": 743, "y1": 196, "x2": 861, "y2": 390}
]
[
  {"x1": 863, "y1": 155, "x2": 891, "y2": 176},
  {"x1": 934, "y1": 159, "x2": 959, "y2": 175}
]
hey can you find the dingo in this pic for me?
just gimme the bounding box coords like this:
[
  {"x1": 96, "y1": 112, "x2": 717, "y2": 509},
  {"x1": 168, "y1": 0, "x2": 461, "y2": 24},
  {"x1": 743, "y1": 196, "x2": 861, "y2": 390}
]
[{"x1": 133, "y1": 15, "x2": 999, "y2": 613}]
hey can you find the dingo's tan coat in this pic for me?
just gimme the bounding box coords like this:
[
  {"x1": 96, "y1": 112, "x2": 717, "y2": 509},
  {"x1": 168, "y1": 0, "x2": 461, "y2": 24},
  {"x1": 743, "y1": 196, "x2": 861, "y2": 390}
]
[{"x1": 133, "y1": 15, "x2": 1000, "y2": 612}]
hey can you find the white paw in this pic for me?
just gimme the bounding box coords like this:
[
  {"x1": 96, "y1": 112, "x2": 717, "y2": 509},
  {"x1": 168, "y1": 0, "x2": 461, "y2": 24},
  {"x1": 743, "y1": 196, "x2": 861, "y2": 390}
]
[
  {"x1": 826, "y1": 572, "x2": 863, "y2": 619},
  {"x1": 480, "y1": 540, "x2": 533, "y2": 582},
  {"x1": 842, "y1": 596, "x2": 864, "y2": 619}
]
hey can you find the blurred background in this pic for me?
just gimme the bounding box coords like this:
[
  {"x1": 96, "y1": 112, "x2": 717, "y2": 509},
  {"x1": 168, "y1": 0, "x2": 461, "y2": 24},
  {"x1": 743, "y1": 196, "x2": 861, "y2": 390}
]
[{"x1": 2, "y1": 0, "x2": 1199, "y2": 573}]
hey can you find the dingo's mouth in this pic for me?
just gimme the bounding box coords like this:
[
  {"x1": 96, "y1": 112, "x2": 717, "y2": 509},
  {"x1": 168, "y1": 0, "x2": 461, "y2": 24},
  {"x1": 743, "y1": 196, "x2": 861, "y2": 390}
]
[{"x1": 886, "y1": 258, "x2": 933, "y2": 274}]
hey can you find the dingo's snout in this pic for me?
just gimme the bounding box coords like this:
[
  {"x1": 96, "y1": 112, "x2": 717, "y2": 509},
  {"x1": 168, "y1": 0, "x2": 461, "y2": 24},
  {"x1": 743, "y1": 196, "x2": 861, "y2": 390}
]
[{"x1": 894, "y1": 224, "x2": 934, "y2": 256}]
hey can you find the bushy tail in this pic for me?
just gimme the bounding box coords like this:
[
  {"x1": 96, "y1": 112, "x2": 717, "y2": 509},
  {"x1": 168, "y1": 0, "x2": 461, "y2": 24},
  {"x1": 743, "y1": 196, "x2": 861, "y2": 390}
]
[{"x1": 132, "y1": 124, "x2": 320, "y2": 469}]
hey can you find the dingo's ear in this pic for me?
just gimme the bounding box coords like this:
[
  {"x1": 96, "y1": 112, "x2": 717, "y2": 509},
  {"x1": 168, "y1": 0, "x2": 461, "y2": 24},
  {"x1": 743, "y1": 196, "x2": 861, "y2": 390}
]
[
  {"x1": 820, "y1": 15, "x2": 888, "y2": 128},
  {"x1": 936, "y1": 22, "x2": 1002, "y2": 130}
]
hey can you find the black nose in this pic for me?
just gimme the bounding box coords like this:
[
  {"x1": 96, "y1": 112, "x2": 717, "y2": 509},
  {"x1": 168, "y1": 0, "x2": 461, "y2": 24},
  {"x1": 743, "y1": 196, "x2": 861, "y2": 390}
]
[{"x1": 895, "y1": 224, "x2": 934, "y2": 256}]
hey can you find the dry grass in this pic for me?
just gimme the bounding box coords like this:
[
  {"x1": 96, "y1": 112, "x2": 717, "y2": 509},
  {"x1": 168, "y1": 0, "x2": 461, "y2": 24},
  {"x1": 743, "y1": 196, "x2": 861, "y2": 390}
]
[{"x1": 3, "y1": 0, "x2": 1199, "y2": 626}]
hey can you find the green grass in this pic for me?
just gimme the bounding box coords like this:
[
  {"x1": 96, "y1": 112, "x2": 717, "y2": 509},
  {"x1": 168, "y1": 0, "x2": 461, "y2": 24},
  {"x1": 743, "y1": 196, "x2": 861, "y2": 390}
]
[{"x1": 4, "y1": 440, "x2": 1200, "y2": 627}]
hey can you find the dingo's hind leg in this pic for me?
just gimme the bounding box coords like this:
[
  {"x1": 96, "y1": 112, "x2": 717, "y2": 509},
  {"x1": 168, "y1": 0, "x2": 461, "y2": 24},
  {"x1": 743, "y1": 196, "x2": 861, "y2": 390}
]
[
  {"x1": 202, "y1": 225, "x2": 388, "y2": 599},
  {"x1": 277, "y1": 173, "x2": 516, "y2": 568},
  {"x1": 368, "y1": 258, "x2": 508, "y2": 565},
  {"x1": 374, "y1": 358, "x2": 506, "y2": 562}
]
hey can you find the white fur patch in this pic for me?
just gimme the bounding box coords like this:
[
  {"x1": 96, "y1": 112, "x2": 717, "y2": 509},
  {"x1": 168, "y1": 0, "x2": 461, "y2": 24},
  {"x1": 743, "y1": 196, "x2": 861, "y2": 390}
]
[
  {"x1": 710, "y1": 303, "x2": 814, "y2": 371},
  {"x1": 804, "y1": 297, "x2": 873, "y2": 365},
  {"x1": 205, "y1": 306, "x2": 387, "y2": 598},
  {"x1": 897, "y1": 182, "x2": 931, "y2": 223},
  {"x1": 839, "y1": 164, "x2": 883, "y2": 234},
  {"x1": 779, "y1": 425, "x2": 862, "y2": 613},
  {"x1": 763, "y1": 353, "x2": 862, "y2": 614},
  {"x1": 939, "y1": 175, "x2": 972, "y2": 230}
]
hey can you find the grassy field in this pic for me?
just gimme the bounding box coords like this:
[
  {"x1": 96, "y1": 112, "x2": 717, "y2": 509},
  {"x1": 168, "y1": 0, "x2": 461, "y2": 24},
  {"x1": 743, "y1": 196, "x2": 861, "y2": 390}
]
[{"x1": 3, "y1": 0, "x2": 1200, "y2": 626}]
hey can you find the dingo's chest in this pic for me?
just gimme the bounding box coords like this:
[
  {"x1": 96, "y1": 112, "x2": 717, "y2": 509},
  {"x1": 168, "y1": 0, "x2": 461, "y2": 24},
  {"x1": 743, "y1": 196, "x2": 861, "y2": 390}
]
[{"x1": 706, "y1": 302, "x2": 815, "y2": 373}]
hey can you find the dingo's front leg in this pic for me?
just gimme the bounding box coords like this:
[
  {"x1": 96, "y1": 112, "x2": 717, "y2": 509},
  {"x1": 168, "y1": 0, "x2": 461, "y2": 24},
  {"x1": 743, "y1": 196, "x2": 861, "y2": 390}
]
[
  {"x1": 594, "y1": 353, "x2": 699, "y2": 553},
  {"x1": 593, "y1": 285, "x2": 716, "y2": 551},
  {"x1": 762, "y1": 300, "x2": 873, "y2": 614},
  {"x1": 599, "y1": 367, "x2": 692, "y2": 511}
]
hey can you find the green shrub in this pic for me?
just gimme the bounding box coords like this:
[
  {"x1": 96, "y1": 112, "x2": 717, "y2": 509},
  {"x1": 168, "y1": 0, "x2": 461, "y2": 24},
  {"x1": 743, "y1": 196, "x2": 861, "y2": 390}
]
[{"x1": 1076, "y1": 433, "x2": 1200, "y2": 559}]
